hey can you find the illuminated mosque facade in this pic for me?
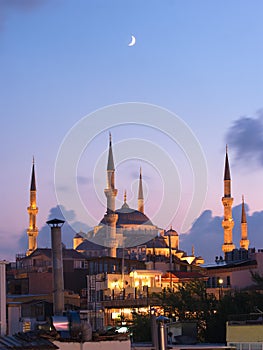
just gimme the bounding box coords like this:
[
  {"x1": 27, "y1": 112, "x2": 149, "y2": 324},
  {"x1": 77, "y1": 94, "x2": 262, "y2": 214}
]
[
  {"x1": 73, "y1": 134, "x2": 203, "y2": 265},
  {"x1": 25, "y1": 136, "x2": 252, "y2": 268},
  {"x1": 26, "y1": 135, "x2": 204, "y2": 267}
]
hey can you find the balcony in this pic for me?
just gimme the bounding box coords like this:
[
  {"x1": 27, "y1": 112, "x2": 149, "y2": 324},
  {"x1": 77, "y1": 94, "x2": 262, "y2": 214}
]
[
  {"x1": 228, "y1": 313, "x2": 263, "y2": 325},
  {"x1": 101, "y1": 293, "x2": 161, "y2": 309},
  {"x1": 102, "y1": 297, "x2": 149, "y2": 308},
  {"x1": 15, "y1": 265, "x2": 51, "y2": 277},
  {"x1": 227, "y1": 314, "x2": 263, "y2": 344}
]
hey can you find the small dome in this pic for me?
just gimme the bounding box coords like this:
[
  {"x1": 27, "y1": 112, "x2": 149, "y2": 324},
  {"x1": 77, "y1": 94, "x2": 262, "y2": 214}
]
[
  {"x1": 74, "y1": 232, "x2": 84, "y2": 238},
  {"x1": 165, "y1": 226, "x2": 178, "y2": 236},
  {"x1": 121, "y1": 202, "x2": 129, "y2": 209}
]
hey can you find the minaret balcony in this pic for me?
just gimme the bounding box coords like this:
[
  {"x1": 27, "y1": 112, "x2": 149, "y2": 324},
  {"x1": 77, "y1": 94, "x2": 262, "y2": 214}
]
[
  {"x1": 27, "y1": 207, "x2": 39, "y2": 215},
  {"x1": 103, "y1": 212, "x2": 118, "y2": 225},
  {"x1": 104, "y1": 188, "x2": 118, "y2": 197}
]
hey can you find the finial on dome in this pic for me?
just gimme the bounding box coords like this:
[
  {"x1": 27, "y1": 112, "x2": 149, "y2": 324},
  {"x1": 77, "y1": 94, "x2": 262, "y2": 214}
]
[{"x1": 121, "y1": 190, "x2": 129, "y2": 209}]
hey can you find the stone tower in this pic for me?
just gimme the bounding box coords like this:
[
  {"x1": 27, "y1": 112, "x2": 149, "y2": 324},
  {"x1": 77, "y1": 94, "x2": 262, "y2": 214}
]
[
  {"x1": 240, "y1": 195, "x2": 249, "y2": 250},
  {"x1": 138, "y1": 167, "x2": 144, "y2": 213},
  {"x1": 103, "y1": 133, "x2": 118, "y2": 257},
  {"x1": 222, "y1": 146, "x2": 235, "y2": 253},
  {"x1": 27, "y1": 158, "x2": 39, "y2": 256}
]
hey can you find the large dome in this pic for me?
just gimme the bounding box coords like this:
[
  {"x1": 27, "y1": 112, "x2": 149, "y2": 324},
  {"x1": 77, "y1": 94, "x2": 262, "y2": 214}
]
[{"x1": 100, "y1": 206, "x2": 153, "y2": 227}]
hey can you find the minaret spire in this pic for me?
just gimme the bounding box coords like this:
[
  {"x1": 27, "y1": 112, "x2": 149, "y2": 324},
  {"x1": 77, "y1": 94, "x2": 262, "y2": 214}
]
[
  {"x1": 105, "y1": 132, "x2": 117, "y2": 211},
  {"x1": 224, "y1": 145, "x2": 231, "y2": 196},
  {"x1": 138, "y1": 167, "x2": 144, "y2": 213},
  {"x1": 30, "y1": 157, "x2": 36, "y2": 191},
  {"x1": 107, "y1": 132, "x2": 115, "y2": 172},
  {"x1": 222, "y1": 146, "x2": 235, "y2": 254},
  {"x1": 27, "y1": 157, "x2": 39, "y2": 256},
  {"x1": 240, "y1": 195, "x2": 249, "y2": 250},
  {"x1": 104, "y1": 134, "x2": 118, "y2": 257}
]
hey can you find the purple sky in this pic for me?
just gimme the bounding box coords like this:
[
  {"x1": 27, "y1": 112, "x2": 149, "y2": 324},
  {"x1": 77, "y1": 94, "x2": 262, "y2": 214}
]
[{"x1": 1, "y1": 1, "x2": 263, "y2": 263}]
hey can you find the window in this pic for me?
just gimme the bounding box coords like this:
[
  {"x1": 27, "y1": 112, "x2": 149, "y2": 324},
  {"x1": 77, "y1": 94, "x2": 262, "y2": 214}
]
[
  {"x1": 241, "y1": 344, "x2": 249, "y2": 350},
  {"x1": 74, "y1": 260, "x2": 87, "y2": 269},
  {"x1": 251, "y1": 343, "x2": 263, "y2": 350},
  {"x1": 227, "y1": 276, "x2": 231, "y2": 287},
  {"x1": 211, "y1": 277, "x2": 216, "y2": 288}
]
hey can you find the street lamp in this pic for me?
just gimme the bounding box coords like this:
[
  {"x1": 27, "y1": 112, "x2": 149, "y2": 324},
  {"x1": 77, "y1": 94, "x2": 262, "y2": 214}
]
[{"x1": 218, "y1": 278, "x2": 223, "y2": 299}]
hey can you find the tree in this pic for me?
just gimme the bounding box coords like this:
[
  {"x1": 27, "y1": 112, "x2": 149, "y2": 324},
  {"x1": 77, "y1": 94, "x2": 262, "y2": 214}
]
[
  {"x1": 251, "y1": 271, "x2": 263, "y2": 288},
  {"x1": 131, "y1": 311, "x2": 152, "y2": 342},
  {"x1": 152, "y1": 280, "x2": 263, "y2": 343},
  {"x1": 153, "y1": 280, "x2": 217, "y2": 342}
]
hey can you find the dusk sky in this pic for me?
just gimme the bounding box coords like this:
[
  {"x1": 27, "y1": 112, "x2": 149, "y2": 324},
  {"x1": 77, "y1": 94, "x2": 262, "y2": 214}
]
[{"x1": 1, "y1": 0, "x2": 263, "y2": 263}]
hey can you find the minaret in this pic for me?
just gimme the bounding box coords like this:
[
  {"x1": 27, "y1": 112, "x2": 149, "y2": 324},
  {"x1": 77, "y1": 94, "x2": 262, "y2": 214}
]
[
  {"x1": 103, "y1": 133, "x2": 118, "y2": 257},
  {"x1": 240, "y1": 195, "x2": 249, "y2": 250},
  {"x1": 26, "y1": 158, "x2": 39, "y2": 256},
  {"x1": 138, "y1": 167, "x2": 144, "y2": 213},
  {"x1": 222, "y1": 146, "x2": 235, "y2": 253},
  {"x1": 104, "y1": 133, "x2": 117, "y2": 213}
]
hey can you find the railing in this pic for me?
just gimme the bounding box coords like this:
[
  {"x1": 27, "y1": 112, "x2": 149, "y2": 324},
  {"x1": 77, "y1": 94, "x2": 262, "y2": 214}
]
[
  {"x1": 228, "y1": 313, "x2": 263, "y2": 325},
  {"x1": 102, "y1": 297, "x2": 149, "y2": 308},
  {"x1": 15, "y1": 265, "x2": 51, "y2": 274},
  {"x1": 101, "y1": 295, "x2": 161, "y2": 308}
]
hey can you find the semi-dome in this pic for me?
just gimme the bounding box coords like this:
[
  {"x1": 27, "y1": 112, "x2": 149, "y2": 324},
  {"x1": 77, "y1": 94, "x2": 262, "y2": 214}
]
[{"x1": 145, "y1": 235, "x2": 168, "y2": 249}]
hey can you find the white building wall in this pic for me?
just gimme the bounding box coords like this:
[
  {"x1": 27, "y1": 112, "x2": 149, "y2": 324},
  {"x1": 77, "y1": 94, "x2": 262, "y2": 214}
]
[
  {"x1": 7, "y1": 304, "x2": 22, "y2": 335},
  {"x1": 0, "y1": 261, "x2": 8, "y2": 336}
]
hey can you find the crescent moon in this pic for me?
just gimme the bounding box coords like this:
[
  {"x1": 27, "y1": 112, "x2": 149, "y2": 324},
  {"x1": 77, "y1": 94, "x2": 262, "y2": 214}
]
[{"x1": 128, "y1": 35, "x2": 136, "y2": 47}]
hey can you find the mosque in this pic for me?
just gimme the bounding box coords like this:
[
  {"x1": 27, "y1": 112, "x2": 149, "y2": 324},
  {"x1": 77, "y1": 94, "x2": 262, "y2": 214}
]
[
  {"x1": 73, "y1": 134, "x2": 204, "y2": 265},
  {"x1": 25, "y1": 134, "x2": 204, "y2": 267}
]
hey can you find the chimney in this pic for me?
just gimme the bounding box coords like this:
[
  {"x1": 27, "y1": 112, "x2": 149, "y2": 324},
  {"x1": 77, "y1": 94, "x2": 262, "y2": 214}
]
[{"x1": 46, "y1": 218, "x2": 65, "y2": 316}]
